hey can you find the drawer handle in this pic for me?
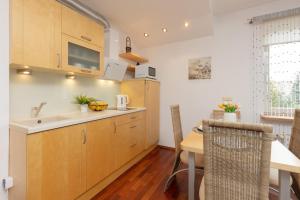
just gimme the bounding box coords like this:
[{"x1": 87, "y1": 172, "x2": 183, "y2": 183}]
[
  {"x1": 80, "y1": 69, "x2": 92, "y2": 73},
  {"x1": 130, "y1": 117, "x2": 137, "y2": 120},
  {"x1": 130, "y1": 126, "x2": 137, "y2": 129},
  {"x1": 81, "y1": 35, "x2": 92, "y2": 42}
]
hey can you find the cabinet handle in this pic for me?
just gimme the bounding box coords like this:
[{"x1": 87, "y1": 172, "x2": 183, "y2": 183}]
[
  {"x1": 81, "y1": 35, "x2": 92, "y2": 42},
  {"x1": 130, "y1": 143, "x2": 137, "y2": 147},
  {"x1": 57, "y1": 53, "x2": 61, "y2": 68},
  {"x1": 130, "y1": 117, "x2": 137, "y2": 120},
  {"x1": 80, "y1": 69, "x2": 92, "y2": 73},
  {"x1": 130, "y1": 125, "x2": 137, "y2": 129},
  {"x1": 82, "y1": 129, "x2": 87, "y2": 144},
  {"x1": 114, "y1": 121, "x2": 117, "y2": 134}
]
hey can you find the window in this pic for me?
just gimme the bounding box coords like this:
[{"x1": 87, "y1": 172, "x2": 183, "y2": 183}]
[
  {"x1": 267, "y1": 42, "x2": 300, "y2": 116},
  {"x1": 253, "y1": 8, "x2": 300, "y2": 119}
]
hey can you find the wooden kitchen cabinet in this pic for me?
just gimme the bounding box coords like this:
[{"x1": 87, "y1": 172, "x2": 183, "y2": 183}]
[
  {"x1": 121, "y1": 79, "x2": 160, "y2": 148},
  {"x1": 61, "y1": 34, "x2": 104, "y2": 76},
  {"x1": 26, "y1": 124, "x2": 86, "y2": 200},
  {"x1": 62, "y1": 5, "x2": 104, "y2": 47},
  {"x1": 86, "y1": 118, "x2": 116, "y2": 189},
  {"x1": 10, "y1": 0, "x2": 62, "y2": 69},
  {"x1": 114, "y1": 114, "x2": 146, "y2": 168},
  {"x1": 9, "y1": 111, "x2": 147, "y2": 200}
]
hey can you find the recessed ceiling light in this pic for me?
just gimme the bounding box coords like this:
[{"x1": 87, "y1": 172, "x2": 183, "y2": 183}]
[
  {"x1": 185, "y1": 22, "x2": 189, "y2": 27},
  {"x1": 162, "y1": 28, "x2": 167, "y2": 33},
  {"x1": 144, "y1": 33, "x2": 149, "y2": 37}
]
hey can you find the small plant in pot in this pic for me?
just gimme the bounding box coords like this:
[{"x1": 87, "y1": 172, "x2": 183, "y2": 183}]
[
  {"x1": 218, "y1": 103, "x2": 239, "y2": 122},
  {"x1": 75, "y1": 95, "x2": 95, "y2": 113}
]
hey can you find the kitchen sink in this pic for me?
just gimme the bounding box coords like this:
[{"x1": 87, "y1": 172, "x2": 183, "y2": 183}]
[
  {"x1": 108, "y1": 107, "x2": 138, "y2": 111},
  {"x1": 15, "y1": 116, "x2": 70, "y2": 127}
]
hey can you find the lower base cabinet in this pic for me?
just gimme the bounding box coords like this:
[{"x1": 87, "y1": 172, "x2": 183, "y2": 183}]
[
  {"x1": 27, "y1": 124, "x2": 87, "y2": 200},
  {"x1": 9, "y1": 111, "x2": 147, "y2": 200},
  {"x1": 86, "y1": 118, "x2": 115, "y2": 189}
]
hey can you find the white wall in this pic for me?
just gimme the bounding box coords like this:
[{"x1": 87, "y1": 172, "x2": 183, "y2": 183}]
[
  {"x1": 143, "y1": 0, "x2": 300, "y2": 147},
  {"x1": 0, "y1": 0, "x2": 9, "y2": 199},
  {"x1": 10, "y1": 70, "x2": 120, "y2": 120}
]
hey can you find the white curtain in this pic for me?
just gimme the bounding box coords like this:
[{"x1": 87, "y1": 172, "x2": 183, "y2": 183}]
[{"x1": 252, "y1": 8, "x2": 300, "y2": 145}]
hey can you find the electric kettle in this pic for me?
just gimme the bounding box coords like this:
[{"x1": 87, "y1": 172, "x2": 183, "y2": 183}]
[{"x1": 116, "y1": 95, "x2": 129, "y2": 110}]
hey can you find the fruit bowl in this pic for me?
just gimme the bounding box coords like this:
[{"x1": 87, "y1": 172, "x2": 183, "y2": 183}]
[{"x1": 88, "y1": 101, "x2": 108, "y2": 111}]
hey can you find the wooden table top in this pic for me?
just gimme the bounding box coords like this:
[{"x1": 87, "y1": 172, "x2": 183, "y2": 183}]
[{"x1": 181, "y1": 132, "x2": 300, "y2": 173}]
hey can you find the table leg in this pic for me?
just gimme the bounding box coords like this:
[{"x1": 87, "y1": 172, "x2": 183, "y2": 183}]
[
  {"x1": 188, "y1": 152, "x2": 195, "y2": 200},
  {"x1": 279, "y1": 170, "x2": 290, "y2": 200}
]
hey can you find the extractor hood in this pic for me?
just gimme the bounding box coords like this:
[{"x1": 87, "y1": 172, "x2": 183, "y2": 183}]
[{"x1": 101, "y1": 58, "x2": 128, "y2": 81}]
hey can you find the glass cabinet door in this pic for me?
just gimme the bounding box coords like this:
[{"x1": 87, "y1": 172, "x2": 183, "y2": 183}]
[
  {"x1": 62, "y1": 34, "x2": 104, "y2": 76},
  {"x1": 68, "y1": 42, "x2": 100, "y2": 71}
]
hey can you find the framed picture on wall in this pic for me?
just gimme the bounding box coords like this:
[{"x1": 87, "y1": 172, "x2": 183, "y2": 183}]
[{"x1": 188, "y1": 57, "x2": 212, "y2": 80}]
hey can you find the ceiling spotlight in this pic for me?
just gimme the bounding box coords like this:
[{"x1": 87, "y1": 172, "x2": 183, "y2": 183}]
[
  {"x1": 144, "y1": 33, "x2": 149, "y2": 37},
  {"x1": 185, "y1": 22, "x2": 189, "y2": 27},
  {"x1": 162, "y1": 28, "x2": 167, "y2": 33},
  {"x1": 17, "y1": 68, "x2": 32, "y2": 75}
]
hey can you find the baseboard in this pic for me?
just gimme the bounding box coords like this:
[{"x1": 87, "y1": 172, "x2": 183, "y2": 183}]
[
  {"x1": 77, "y1": 145, "x2": 157, "y2": 200},
  {"x1": 158, "y1": 145, "x2": 175, "y2": 151}
]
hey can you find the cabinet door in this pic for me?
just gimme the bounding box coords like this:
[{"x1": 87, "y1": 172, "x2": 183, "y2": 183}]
[
  {"x1": 61, "y1": 34, "x2": 104, "y2": 76},
  {"x1": 120, "y1": 80, "x2": 146, "y2": 107},
  {"x1": 23, "y1": 0, "x2": 61, "y2": 69},
  {"x1": 10, "y1": 0, "x2": 24, "y2": 65},
  {"x1": 27, "y1": 124, "x2": 86, "y2": 200},
  {"x1": 145, "y1": 81, "x2": 160, "y2": 148},
  {"x1": 62, "y1": 5, "x2": 104, "y2": 47},
  {"x1": 86, "y1": 118, "x2": 115, "y2": 189}
]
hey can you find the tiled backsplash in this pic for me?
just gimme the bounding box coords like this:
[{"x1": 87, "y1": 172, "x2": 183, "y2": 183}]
[{"x1": 10, "y1": 69, "x2": 120, "y2": 120}]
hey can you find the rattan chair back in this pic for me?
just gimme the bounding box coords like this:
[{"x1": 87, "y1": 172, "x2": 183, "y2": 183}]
[
  {"x1": 202, "y1": 120, "x2": 273, "y2": 200},
  {"x1": 170, "y1": 105, "x2": 184, "y2": 155}
]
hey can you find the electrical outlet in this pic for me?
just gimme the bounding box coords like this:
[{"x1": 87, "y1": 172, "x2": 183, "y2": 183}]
[{"x1": 2, "y1": 177, "x2": 13, "y2": 190}]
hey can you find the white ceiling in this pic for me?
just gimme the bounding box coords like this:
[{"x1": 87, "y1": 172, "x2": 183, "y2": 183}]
[
  {"x1": 79, "y1": 0, "x2": 277, "y2": 48},
  {"x1": 211, "y1": 0, "x2": 277, "y2": 15}
]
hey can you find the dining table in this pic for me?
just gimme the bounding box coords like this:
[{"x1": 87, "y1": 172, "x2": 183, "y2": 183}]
[{"x1": 181, "y1": 130, "x2": 300, "y2": 200}]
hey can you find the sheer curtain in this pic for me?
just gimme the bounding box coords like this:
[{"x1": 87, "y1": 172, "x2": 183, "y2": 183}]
[{"x1": 252, "y1": 8, "x2": 300, "y2": 145}]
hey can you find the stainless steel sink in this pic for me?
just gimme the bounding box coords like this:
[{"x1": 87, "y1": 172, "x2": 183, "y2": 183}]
[
  {"x1": 15, "y1": 116, "x2": 69, "y2": 127},
  {"x1": 108, "y1": 107, "x2": 138, "y2": 111}
]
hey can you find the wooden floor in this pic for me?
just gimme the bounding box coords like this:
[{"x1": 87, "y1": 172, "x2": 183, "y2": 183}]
[{"x1": 92, "y1": 147, "x2": 298, "y2": 200}]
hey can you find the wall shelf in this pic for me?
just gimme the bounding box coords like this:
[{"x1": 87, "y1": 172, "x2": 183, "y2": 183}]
[{"x1": 119, "y1": 52, "x2": 148, "y2": 64}]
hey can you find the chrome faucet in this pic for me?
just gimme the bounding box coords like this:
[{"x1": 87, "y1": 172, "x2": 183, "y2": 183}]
[{"x1": 32, "y1": 102, "x2": 47, "y2": 118}]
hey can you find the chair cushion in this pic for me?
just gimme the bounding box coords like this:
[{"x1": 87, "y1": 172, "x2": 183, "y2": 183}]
[
  {"x1": 269, "y1": 168, "x2": 292, "y2": 186},
  {"x1": 180, "y1": 150, "x2": 204, "y2": 168}
]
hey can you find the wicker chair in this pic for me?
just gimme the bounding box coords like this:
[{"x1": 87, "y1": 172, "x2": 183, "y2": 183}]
[
  {"x1": 164, "y1": 105, "x2": 204, "y2": 191},
  {"x1": 289, "y1": 109, "x2": 300, "y2": 198},
  {"x1": 199, "y1": 120, "x2": 273, "y2": 200},
  {"x1": 269, "y1": 110, "x2": 300, "y2": 190}
]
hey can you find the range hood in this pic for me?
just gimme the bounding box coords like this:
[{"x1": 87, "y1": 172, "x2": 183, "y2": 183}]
[{"x1": 101, "y1": 58, "x2": 128, "y2": 81}]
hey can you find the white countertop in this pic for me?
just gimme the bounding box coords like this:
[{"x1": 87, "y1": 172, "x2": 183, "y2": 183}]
[{"x1": 10, "y1": 107, "x2": 146, "y2": 134}]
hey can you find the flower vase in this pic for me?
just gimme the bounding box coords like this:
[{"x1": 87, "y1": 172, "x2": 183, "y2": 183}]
[
  {"x1": 223, "y1": 112, "x2": 237, "y2": 122},
  {"x1": 80, "y1": 104, "x2": 88, "y2": 113}
]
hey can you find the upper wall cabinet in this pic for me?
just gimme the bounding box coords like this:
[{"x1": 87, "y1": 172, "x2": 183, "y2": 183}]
[
  {"x1": 62, "y1": 6, "x2": 104, "y2": 47},
  {"x1": 10, "y1": 0, "x2": 105, "y2": 76},
  {"x1": 10, "y1": 0, "x2": 62, "y2": 70}
]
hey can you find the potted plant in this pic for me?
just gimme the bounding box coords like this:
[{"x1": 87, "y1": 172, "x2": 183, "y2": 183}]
[
  {"x1": 218, "y1": 103, "x2": 239, "y2": 122},
  {"x1": 75, "y1": 95, "x2": 94, "y2": 113}
]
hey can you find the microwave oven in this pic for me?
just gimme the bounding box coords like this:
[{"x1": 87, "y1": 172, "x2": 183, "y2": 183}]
[{"x1": 135, "y1": 64, "x2": 157, "y2": 79}]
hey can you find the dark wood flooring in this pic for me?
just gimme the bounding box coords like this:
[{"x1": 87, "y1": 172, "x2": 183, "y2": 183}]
[{"x1": 92, "y1": 147, "x2": 298, "y2": 200}]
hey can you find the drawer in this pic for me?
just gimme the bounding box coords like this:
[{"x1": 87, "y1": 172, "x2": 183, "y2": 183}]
[{"x1": 115, "y1": 111, "x2": 145, "y2": 126}]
